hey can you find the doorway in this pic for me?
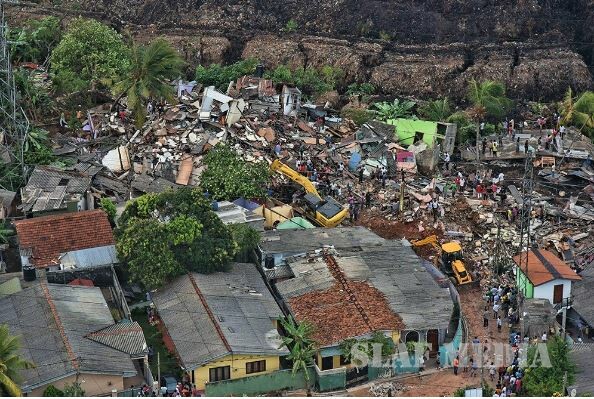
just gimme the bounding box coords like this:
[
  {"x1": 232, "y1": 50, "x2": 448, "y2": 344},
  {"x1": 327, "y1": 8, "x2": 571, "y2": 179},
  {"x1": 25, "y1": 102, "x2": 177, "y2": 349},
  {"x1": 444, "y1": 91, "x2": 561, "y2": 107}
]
[
  {"x1": 427, "y1": 329, "x2": 439, "y2": 356},
  {"x1": 553, "y1": 284, "x2": 563, "y2": 304}
]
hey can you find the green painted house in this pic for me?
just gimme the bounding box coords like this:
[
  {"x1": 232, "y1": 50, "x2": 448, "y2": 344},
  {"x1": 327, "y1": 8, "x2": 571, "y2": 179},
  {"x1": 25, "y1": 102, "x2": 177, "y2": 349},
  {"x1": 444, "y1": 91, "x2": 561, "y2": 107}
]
[{"x1": 385, "y1": 118, "x2": 457, "y2": 172}]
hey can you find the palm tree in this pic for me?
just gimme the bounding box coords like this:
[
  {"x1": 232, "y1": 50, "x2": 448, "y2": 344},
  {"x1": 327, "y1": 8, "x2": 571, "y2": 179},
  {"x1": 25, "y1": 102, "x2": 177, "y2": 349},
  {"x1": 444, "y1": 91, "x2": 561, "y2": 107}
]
[
  {"x1": 279, "y1": 315, "x2": 316, "y2": 395},
  {"x1": 0, "y1": 325, "x2": 34, "y2": 396},
  {"x1": 112, "y1": 38, "x2": 185, "y2": 127},
  {"x1": 467, "y1": 79, "x2": 512, "y2": 161},
  {"x1": 560, "y1": 88, "x2": 594, "y2": 138},
  {"x1": 372, "y1": 99, "x2": 416, "y2": 121},
  {"x1": 419, "y1": 98, "x2": 452, "y2": 122}
]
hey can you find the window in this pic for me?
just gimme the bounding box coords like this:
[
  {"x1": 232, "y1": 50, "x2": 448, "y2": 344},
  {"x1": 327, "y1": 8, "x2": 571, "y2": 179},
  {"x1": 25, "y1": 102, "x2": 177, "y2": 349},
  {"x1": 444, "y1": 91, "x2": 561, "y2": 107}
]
[
  {"x1": 246, "y1": 360, "x2": 266, "y2": 374},
  {"x1": 209, "y1": 366, "x2": 230, "y2": 382},
  {"x1": 339, "y1": 355, "x2": 349, "y2": 366},
  {"x1": 321, "y1": 356, "x2": 334, "y2": 371}
]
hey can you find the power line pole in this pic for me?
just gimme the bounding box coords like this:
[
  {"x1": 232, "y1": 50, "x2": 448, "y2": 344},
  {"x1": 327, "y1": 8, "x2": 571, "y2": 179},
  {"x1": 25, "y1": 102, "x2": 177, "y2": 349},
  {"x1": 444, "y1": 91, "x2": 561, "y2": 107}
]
[
  {"x1": 157, "y1": 351, "x2": 161, "y2": 394},
  {"x1": 517, "y1": 151, "x2": 534, "y2": 295},
  {"x1": 0, "y1": 0, "x2": 29, "y2": 191}
]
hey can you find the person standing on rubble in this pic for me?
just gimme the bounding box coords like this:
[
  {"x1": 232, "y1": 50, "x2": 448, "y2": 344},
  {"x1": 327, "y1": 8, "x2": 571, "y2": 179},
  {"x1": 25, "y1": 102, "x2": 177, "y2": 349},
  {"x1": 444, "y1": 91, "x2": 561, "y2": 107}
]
[
  {"x1": 365, "y1": 191, "x2": 372, "y2": 208},
  {"x1": 482, "y1": 138, "x2": 487, "y2": 156},
  {"x1": 484, "y1": 306, "x2": 490, "y2": 328},
  {"x1": 359, "y1": 167, "x2": 364, "y2": 184},
  {"x1": 515, "y1": 137, "x2": 520, "y2": 153},
  {"x1": 430, "y1": 198, "x2": 439, "y2": 222},
  {"x1": 492, "y1": 141, "x2": 498, "y2": 157},
  {"x1": 444, "y1": 152, "x2": 451, "y2": 170},
  {"x1": 524, "y1": 140, "x2": 529, "y2": 154},
  {"x1": 274, "y1": 142, "x2": 282, "y2": 157}
]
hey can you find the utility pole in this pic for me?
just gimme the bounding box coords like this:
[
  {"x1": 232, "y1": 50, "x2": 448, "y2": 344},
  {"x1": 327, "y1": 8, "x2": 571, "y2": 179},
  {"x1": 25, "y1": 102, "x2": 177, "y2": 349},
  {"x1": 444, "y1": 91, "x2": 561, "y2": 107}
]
[
  {"x1": 517, "y1": 152, "x2": 534, "y2": 295},
  {"x1": 157, "y1": 352, "x2": 161, "y2": 394}
]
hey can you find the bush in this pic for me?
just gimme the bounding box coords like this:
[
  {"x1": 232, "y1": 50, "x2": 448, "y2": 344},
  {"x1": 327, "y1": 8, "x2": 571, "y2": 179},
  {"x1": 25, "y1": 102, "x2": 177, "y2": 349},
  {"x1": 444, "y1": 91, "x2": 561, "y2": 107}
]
[
  {"x1": 341, "y1": 107, "x2": 373, "y2": 126},
  {"x1": 43, "y1": 385, "x2": 64, "y2": 397},
  {"x1": 378, "y1": 30, "x2": 391, "y2": 41},
  {"x1": 285, "y1": 19, "x2": 298, "y2": 32},
  {"x1": 346, "y1": 83, "x2": 376, "y2": 96},
  {"x1": 264, "y1": 64, "x2": 343, "y2": 96},
  {"x1": 50, "y1": 18, "x2": 131, "y2": 93},
  {"x1": 195, "y1": 58, "x2": 258, "y2": 91},
  {"x1": 99, "y1": 198, "x2": 117, "y2": 226}
]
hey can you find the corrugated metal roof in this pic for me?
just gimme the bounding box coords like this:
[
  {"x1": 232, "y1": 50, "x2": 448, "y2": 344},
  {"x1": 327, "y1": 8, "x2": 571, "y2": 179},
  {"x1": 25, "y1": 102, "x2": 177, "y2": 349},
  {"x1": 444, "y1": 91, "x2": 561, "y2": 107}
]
[
  {"x1": 60, "y1": 245, "x2": 118, "y2": 268},
  {"x1": 152, "y1": 264, "x2": 287, "y2": 370},
  {"x1": 86, "y1": 321, "x2": 148, "y2": 358},
  {"x1": 20, "y1": 166, "x2": 91, "y2": 212},
  {"x1": 569, "y1": 343, "x2": 594, "y2": 395},
  {"x1": 268, "y1": 230, "x2": 454, "y2": 332},
  {"x1": 0, "y1": 189, "x2": 16, "y2": 208},
  {"x1": 0, "y1": 283, "x2": 137, "y2": 392},
  {"x1": 572, "y1": 267, "x2": 594, "y2": 328}
]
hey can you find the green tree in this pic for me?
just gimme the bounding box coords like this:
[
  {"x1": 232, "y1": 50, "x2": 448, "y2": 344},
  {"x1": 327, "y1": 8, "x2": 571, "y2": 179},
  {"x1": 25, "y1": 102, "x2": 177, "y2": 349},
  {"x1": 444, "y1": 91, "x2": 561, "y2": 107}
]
[
  {"x1": 372, "y1": 98, "x2": 416, "y2": 121},
  {"x1": 522, "y1": 336, "x2": 575, "y2": 396},
  {"x1": 229, "y1": 224, "x2": 261, "y2": 257},
  {"x1": 50, "y1": 18, "x2": 130, "y2": 93},
  {"x1": 116, "y1": 188, "x2": 238, "y2": 289},
  {"x1": 279, "y1": 315, "x2": 316, "y2": 395},
  {"x1": 200, "y1": 144, "x2": 269, "y2": 201},
  {"x1": 0, "y1": 221, "x2": 15, "y2": 245},
  {"x1": 419, "y1": 98, "x2": 453, "y2": 122},
  {"x1": 0, "y1": 324, "x2": 35, "y2": 397},
  {"x1": 100, "y1": 198, "x2": 117, "y2": 226},
  {"x1": 43, "y1": 384, "x2": 64, "y2": 396},
  {"x1": 23, "y1": 128, "x2": 56, "y2": 166},
  {"x1": 195, "y1": 59, "x2": 258, "y2": 91},
  {"x1": 112, "y1": 38, "x2": 184, "y2": 127},
  {"x1": 14, "y1": 68, "x2": 55, "y2": 121},
  {"x1": 560, "y1": 88, "x2": 594, "y2": 139},
  {"x1": 466, "y1": 79, "x2": 512, "y2": 161},
  {"x1": 63, "y1": 382, "x2": 84, "y2": 396},
  {"x1": 263, "y1": 65, "x2": 343, "y2": 97},
  {"x1": 9, "y1": 16, "x2": 62, "y2": 64}
]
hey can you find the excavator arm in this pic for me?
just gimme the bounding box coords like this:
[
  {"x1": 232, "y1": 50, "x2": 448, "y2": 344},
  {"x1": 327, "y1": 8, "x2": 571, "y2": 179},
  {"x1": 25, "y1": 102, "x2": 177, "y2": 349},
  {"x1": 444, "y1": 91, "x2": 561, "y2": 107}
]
[{"x1": 271, "y1": 159, "x2": 320, "y2": 197}]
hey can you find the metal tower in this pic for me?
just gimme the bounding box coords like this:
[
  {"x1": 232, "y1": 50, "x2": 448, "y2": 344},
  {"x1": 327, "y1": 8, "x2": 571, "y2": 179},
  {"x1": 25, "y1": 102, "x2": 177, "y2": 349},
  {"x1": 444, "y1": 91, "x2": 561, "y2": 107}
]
[
  {"x1": 0, "y1": 0, "x2": 29, "y2": 191},
  {"x1": 516, "y1": 152, "x2": 534, "y2": 300}
]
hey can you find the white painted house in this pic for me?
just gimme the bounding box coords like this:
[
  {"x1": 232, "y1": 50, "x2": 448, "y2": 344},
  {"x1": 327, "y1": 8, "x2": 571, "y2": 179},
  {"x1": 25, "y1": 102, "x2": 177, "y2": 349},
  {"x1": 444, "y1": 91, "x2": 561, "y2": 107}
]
[{"x1": 514, "y1": 249, "x2": 582, "y2": 305}]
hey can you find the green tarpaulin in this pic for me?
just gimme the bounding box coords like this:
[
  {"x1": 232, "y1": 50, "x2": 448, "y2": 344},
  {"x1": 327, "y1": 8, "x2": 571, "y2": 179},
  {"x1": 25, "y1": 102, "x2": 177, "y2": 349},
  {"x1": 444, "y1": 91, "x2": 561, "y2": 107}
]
[{"x1": 277, "y1": 217, "x2": 315, "y2": 230}]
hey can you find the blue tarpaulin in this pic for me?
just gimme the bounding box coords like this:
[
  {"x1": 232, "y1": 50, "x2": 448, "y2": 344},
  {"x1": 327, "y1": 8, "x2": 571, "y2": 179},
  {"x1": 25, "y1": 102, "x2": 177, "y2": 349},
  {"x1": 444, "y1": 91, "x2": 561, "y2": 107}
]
[{"x1": 349, "y1": 152, "x2": 362, "y2": 171}]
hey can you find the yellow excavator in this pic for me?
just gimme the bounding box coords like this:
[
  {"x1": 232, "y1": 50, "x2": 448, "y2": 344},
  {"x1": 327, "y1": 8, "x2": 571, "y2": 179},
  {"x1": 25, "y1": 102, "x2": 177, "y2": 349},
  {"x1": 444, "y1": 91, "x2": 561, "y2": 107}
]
[
  {"x1": 270, "y1": 159, "x2": 349, "y2": 227},
  {"x1": 412, "y1": 235, "x2": 473, "y2": 285}
]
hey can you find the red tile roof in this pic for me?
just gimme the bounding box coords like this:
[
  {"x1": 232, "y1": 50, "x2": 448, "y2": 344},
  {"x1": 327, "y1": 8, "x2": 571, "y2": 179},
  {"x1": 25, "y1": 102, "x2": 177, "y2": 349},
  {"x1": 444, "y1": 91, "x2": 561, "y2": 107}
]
[
  {"x1": 289, "y1": 254, "x2": 404, "y2": 347},
  {"x1": 513, "y1": 249, "x2": 582, "y2": 286},
  {"x1": 68, "y1": 278, "x2": 95, "y2": 287},
  {"x1": 14, "y1": 210, "x2": 115, "y2": 268}
]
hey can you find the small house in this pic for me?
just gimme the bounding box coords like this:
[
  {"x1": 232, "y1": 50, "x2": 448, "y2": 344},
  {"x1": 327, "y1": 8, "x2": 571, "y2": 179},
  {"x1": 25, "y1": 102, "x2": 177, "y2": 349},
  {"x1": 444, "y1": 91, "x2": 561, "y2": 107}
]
[
  {"x1": 0, "y1": 283, "x2": 150, "y2": 396},
  {"x1": 282, "y1": 85, "x2": 301, "y2": 116},
  {"x1": 0, "y1": 189, "x2": 16, "y2": 219},
  {"x1": 14, "y1": 210, "x2": 116, "y2": 272},
  {"x1": 152, "y1": 263, "x2": 288, "y2": 391},
  {"x1": 513, "y1": 249, "x2": 582, "y2": 305},
  {"x1": 20, "y1": 166, "x2": 92, "y2": 216},
  {"x1": 386, "y1": 118, "x2": 456, "y2": 172}
]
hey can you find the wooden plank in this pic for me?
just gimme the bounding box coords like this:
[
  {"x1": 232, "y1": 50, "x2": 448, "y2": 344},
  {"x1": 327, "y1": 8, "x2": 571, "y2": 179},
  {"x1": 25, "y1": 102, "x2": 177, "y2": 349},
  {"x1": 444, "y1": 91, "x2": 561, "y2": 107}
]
[{"x1": 175, "y1": 156, "x2": 193, "y2": 185}]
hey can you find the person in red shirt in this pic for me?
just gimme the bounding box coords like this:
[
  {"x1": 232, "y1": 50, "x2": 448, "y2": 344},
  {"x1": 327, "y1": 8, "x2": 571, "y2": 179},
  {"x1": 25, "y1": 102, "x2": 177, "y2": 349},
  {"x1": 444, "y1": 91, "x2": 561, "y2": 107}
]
[{"x1": 476, "y1": 184, "x2": 483, "y2": 199}]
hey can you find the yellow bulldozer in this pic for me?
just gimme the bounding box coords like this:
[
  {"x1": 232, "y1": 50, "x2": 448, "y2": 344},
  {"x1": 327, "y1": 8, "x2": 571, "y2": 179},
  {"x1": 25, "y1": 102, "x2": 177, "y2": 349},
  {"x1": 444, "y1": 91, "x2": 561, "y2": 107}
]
[
  {"x1": 270, "y1": 159, "x2": 349, "y2": 227},
  {"x1": 412, "y1": 235, "x2": 473, "y2": 286}
]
